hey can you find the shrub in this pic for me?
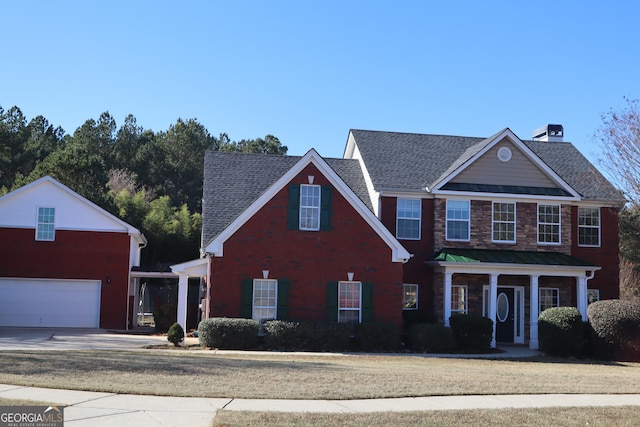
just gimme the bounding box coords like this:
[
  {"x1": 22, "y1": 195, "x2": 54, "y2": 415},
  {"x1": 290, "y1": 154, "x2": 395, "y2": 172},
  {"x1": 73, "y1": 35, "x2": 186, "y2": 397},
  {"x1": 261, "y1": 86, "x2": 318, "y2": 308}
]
[
  {"x1": 587, "y1": 299, "x2": 640, "y2": 360},
  {"x1": 402, "y1": 310, "x2": 437, "y2": 331},
  {"x1": 198, "y1": 318, "x2": 259, "y2": 349},
  {"x1": 408, "y1": 323, "x2": 455, "y2": 353},
  {"x1": 264, "y1": 320, "x2": 351, "y2": 352},
  {"x1": 153, "y1": 304, "x2": 177, "y2": 333},
  {"x1": 355, "y1": 322, "x2": 401, "y2": 352},
  {"x1": 538, "y1": 306, "x2": 584, "y2": 357},
  {"x1": 167, "y1": 322, "x2": 185, "y2": 346},
  {"x1": 449, "y1": 314, "x2": 493, "y2": 351}
]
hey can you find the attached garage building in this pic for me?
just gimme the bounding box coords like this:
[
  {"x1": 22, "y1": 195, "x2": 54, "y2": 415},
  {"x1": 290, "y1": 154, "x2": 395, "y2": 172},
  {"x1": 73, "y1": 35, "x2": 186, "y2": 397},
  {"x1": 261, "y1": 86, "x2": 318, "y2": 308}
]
[{"x1": 0, "y1": 176, "x2": 146, "y2": 329}]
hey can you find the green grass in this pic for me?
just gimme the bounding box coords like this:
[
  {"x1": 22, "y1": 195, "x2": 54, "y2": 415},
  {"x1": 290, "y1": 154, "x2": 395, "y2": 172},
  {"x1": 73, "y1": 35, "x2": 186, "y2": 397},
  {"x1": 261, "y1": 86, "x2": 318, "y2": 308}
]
[{"x1": 0, "y1": 350, "x2": 639, "y2": 399}]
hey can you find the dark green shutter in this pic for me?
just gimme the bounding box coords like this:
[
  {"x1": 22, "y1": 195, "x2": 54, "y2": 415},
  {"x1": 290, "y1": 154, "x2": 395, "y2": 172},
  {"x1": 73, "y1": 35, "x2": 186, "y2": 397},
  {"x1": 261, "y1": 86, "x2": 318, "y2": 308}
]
[
  {"x1": 277, "y1": 279, "x2": 290, "y2": 320},
  {"x1": 240, "y1": 279, "x2": 253, "y2": 319},
  {"x1": 320, "y1": 186, "x2": 332, "y2": 230},
  {"x1": 362, "y1": 282, "x2": 374, "y2": 322},
  {"x1": 326, "y1": 281, "x2": 338, "y2": 321},
  {"x1": 288, "y1": 184, "x2": 301, "y2": 229}
]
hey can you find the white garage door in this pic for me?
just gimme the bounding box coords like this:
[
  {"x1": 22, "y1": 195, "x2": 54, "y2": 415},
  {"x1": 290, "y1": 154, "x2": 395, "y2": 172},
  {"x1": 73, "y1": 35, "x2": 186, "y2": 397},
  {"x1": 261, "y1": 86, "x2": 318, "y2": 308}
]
[{"x1": 0, "y1": 278, "x2": 101, "y2": 328}]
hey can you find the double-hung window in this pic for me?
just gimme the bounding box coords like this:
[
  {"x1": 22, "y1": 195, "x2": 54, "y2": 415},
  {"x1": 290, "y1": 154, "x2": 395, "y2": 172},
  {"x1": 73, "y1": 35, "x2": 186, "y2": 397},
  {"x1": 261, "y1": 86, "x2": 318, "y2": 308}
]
[
  {"x1": 299, "y1": 184, "x2": 321, "y2": 230},
  {"x1": 578, "y1": 207, "x2": 600, "y2": 247},
  {"x1": 36, "y1": 207, "x2": 55, "y2": 241},
  {"x1": 539, "y1": 287, "x2": 559, "y2": 312},
  {"x1": 252, "y1": 279, "x2": 277, "y2": 324},
  {"x1": 338, "y1": 281, "x2": 361, "y2": 323},
  {"x1": 451, "y1": 285, "x2": 468, "y2": 314},
  {"x1": 402, "y1": 284, "x2": 418, "y2": 310},
  {"x1": 538, "y1": 204, "x2": 560, "y2": 244},
  {"x1": 492, "y1": 202, "x2": 515, "y2": 243},
  {"x1": 446, "y1": 200, "x2": 470, "y2": 241},
  {"x1": 396, "y1": 199, "x2": 421, "y2": 240}
]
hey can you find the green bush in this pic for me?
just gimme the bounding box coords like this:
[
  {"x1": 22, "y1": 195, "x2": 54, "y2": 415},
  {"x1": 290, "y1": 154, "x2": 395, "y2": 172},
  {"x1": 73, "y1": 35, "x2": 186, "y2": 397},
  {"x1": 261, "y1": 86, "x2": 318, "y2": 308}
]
[
  {"x1": 197, "y1": 318, "x2": 259, "y2": 349},
  {"x1": 153, "y1": 304, "x2": 177, "y2": 333},
  {"x1": 354, "y1": 322, "x2": 401, "y2": 352},
  {"x1": 449, "y1": 314, "x2": 493, "y2": 351},
  {"x1": 538, "y1": 306, "x2": 584, "y2": 357},
  {"x1": 587, "y1": 299, "x2": 640, "y2": 360},
  {"x1": 408, "y1": 323, "x2": 455, "y2": 353},
  {"x1": 264, "y1": 320, "x2": 351, "y2": 351},
  {"x1": 167, "y1": 322, "x2": 185, "y2": 346}
]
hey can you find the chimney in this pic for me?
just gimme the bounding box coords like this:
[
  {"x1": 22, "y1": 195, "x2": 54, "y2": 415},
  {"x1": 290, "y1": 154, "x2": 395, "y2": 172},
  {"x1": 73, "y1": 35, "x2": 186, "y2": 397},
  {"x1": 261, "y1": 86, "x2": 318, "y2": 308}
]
[{"x1": 532, "y1": 124, "x2": 564, "y2": 142}]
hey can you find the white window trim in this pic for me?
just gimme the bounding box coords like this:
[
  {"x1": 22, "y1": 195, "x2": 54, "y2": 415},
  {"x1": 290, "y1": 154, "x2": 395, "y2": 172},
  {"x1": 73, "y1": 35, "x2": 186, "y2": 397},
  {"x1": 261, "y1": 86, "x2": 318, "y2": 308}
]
[
  {"x1": 492, "y1": 201, "x2": 516, "y2": 243},
  {"x1": 252, "y1": 278, "x2": 278, "y2": 324},
  {"x1": 338, "y1": 281, "x2": 362, "y2": 323},
  {"x1": 402, "y1": 283, "x2": 418, "y2": 310},
  {"x1": 537, "y1": 204, "x2": 561, "y2": 245},
  {"x1": 578, "y1": 207, "x2": 601, "y2": 248},
  {"x1": 451, "y1": 285, "x2": 468, "y2": 314},
  {"x1": 36, "y1": 206, "x2": 56, "y2": 241},
  {"x1": 299, "y1": 184, "x2": 321, "y2": 231},
  {"x1": 396, "y1": 199, "x2": 421, "y2": 240},
  {"x1": 446, "y1": 200, "x2": 470, "y2": 242},
  {"x1": 539, "y1": 287, "x2": 560, "y2": 312}
]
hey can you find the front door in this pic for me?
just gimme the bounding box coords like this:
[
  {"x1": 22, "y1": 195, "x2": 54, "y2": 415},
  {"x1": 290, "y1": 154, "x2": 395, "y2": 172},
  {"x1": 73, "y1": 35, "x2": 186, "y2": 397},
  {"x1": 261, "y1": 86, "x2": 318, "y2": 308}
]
[{"x1": 495, "y1": 287, "x2": 514, "y2": 343}]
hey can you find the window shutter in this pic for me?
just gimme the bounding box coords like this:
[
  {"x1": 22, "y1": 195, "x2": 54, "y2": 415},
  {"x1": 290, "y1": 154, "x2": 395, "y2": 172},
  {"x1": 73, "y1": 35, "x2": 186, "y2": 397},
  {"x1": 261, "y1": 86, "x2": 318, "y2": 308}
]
[
  {"x1": 288, "y1": 184, "x2": 301, "y2": 229},
  {"x1": 240, "y1": 279, "x2": 253, "y2": 319},
  {"x1": 362, "y1": 282, "x2": 374, "y2": 322},
  {"x1": 320, "y1": 186, "x2": 332, "y2": 231},
  {"x1": 277, "y1": 279, "x2": 290, "y2": 320},
  {"x1": 326, "y1": 281, "x2": 338, "y2": 321}
]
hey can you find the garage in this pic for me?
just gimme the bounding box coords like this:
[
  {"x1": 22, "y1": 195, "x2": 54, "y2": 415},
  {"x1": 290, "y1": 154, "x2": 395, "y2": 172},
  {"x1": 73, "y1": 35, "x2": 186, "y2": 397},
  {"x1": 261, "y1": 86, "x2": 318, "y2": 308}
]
[{"x1": 0, "y1": 278, "x2": 101, "y2": 328}]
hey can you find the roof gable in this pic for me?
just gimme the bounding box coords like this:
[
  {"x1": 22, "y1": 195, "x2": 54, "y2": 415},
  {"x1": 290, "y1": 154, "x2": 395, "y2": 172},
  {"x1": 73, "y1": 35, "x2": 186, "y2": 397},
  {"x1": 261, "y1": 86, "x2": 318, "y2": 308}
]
[
  {"x1": 202, "y1": 150, "x2": 410, "y2": 262},
  {"x1": 0, "y1": 176, "x2": 146, "y2": 244},
  {"x1": 432, "y1": 129, "x2": 581, "y2": 199}
]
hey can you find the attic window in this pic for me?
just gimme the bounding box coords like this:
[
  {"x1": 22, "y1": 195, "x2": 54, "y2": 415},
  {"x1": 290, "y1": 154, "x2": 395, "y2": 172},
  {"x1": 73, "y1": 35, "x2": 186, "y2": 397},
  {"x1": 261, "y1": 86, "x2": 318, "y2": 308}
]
[
  {"x1": 497, "y1": 147, "x2": 512, "y2": 162},
  {"x1": 36, "y1": 207, "x2": 55, "y2": 241}
]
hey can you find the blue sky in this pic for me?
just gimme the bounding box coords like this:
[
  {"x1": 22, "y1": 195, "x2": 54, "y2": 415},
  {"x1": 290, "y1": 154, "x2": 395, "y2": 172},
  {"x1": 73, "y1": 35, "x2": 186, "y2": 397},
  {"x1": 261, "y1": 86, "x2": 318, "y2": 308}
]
[{"x1": 2, "y1": 1, "x2": 638, "y2": 164}]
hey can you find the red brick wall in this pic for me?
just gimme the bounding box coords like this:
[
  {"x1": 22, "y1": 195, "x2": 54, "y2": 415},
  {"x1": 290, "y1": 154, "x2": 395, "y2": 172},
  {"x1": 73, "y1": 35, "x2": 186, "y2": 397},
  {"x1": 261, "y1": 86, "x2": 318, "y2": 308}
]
[
  {"x1": 209, "y1": 164, "x2": 405, "y2": 328},
  {"x1": 571, "y1": 206, "x2": 620, "y2": 300},
  {"x1": 0, "y1": 228, "x2": 131, "y2": 329}
]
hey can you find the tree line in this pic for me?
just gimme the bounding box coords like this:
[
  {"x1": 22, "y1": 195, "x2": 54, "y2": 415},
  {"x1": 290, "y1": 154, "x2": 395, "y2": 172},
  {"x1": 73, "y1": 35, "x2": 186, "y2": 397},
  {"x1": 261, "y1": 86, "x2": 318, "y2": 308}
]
[{"x1": 0, "y1": 105, "x2": 287, "y2": 265}]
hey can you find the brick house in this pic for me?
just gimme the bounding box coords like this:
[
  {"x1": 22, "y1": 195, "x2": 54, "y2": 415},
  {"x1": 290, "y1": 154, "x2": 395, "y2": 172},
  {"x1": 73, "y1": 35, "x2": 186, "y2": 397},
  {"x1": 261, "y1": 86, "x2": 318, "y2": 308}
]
[
  {"x1": 186, "y1": 125, "x2": 622, "y2": 349},
  {"x1": 344, "y1": 126, "x2": 623, "y2": 348},
  {"x1": 0, "y1": 176, "x2": 147, "y2": 329},
  {"x1": 195, "y1": 149, "x2": 410, "y2": 331}
]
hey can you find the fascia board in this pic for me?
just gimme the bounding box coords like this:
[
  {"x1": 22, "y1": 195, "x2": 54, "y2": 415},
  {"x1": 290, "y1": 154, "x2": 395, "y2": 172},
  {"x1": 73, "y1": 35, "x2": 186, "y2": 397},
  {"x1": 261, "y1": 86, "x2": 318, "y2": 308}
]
[
  {"x1": 428, "y1": 261, "x2": 601, "y2": 276},
  {"x1": 432, "y1": 129, "x2": 582, "y2": 199},
  {"x1": 205, "y1": 149, "x2": 411, "y2": 263}
]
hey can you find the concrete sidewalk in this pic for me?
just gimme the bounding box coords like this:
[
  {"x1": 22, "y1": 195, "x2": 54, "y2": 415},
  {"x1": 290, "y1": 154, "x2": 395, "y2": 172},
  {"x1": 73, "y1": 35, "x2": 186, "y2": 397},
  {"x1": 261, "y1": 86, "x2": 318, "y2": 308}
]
[{"x1": 1, "y1": 384, "x2": 640, "y2": 427}]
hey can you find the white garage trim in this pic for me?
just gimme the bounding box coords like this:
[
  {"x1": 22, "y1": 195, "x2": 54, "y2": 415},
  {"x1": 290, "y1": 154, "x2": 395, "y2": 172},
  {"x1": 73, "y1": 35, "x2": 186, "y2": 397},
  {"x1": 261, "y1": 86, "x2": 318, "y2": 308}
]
[{"x1": 0, "y1": 278, "x2": 101, "y2": 328}]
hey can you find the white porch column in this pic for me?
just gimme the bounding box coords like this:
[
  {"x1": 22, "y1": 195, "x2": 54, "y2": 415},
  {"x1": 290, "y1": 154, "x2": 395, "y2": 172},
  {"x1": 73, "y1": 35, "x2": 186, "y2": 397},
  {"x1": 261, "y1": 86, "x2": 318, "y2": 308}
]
[
  {"x1": 489, "y1": 274, "x2": 498, "y2": 348},
  {"x1": 177, "y1": 273, "x2": 189, "y2": 333},
  {"x1": 529, "y1": 275, "x2": 539, "y2": 350},
  {"x1": 576, "y1": 276, "x2": 588, "y2": 321},
  {"x1": 443, "y1": 272, "x2": 452, "y2": 327}
]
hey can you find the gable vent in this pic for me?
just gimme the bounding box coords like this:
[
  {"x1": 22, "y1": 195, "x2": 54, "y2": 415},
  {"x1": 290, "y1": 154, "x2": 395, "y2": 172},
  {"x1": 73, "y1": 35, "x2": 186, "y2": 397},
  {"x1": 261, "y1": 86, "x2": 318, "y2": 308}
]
[{"x1": 532, "y1": 124, "x2": 564, "y2": 142}]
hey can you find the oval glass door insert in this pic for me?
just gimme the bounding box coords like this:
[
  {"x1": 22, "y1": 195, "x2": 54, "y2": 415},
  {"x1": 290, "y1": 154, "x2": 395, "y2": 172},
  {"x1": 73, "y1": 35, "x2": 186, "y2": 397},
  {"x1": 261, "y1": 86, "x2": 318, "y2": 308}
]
[{"x1": 497, "y1": 292, "x2": 509, "y2": 322}]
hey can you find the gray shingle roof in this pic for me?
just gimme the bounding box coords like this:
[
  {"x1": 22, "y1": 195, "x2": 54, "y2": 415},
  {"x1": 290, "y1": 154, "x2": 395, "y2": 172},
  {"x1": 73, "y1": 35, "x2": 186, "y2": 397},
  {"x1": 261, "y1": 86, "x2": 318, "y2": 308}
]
[
  {"x1": 349, "y1": 129, "x2": 623, "y2": 202},
  {"x1": 202, "y1": 151, "x2": 373, "y2": 247}
]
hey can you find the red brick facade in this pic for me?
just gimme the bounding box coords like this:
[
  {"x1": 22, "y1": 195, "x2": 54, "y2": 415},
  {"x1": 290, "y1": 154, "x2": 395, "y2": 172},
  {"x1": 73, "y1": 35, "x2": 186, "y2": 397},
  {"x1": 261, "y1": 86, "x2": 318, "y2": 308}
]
[
  {"x1": 0, "y1": 228, "x2": 131, "y2": 329},
  {"x1": 208, "y1": 164, "x2": 405, "y2": 328}
]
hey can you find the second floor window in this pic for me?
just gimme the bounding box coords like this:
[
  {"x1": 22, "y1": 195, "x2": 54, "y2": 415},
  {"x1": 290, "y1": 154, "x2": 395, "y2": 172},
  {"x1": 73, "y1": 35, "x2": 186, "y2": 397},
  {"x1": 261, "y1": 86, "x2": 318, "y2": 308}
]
[
  {"x1": 578, "y1": 207, "x2": 600, "y2": 247},
  {"x1": 492, "y1": 202, "x2": 515, "y2": 243},
  {"x1": 299, "y1": 184, "x2": 321, "y2": 230},
  {"x1": 396, "y1": 199, "x2": 421, "y2": 240},
  {"x1": 36, "y1": 207, "x2": 55, "y2": 241},
  {"x1": 446, "y1": 200, "x2": 470, "y2": 241},
  {"x1": 538, "y1": 204, "x2": 560, "y2": 244}
]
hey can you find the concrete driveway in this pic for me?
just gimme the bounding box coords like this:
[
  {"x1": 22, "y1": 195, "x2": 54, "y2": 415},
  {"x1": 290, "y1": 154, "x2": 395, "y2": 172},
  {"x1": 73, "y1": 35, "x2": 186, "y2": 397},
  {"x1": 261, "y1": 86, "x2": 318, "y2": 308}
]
[{"x1": 0, "y1": 328, "x2": 180, "y2": 350}]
